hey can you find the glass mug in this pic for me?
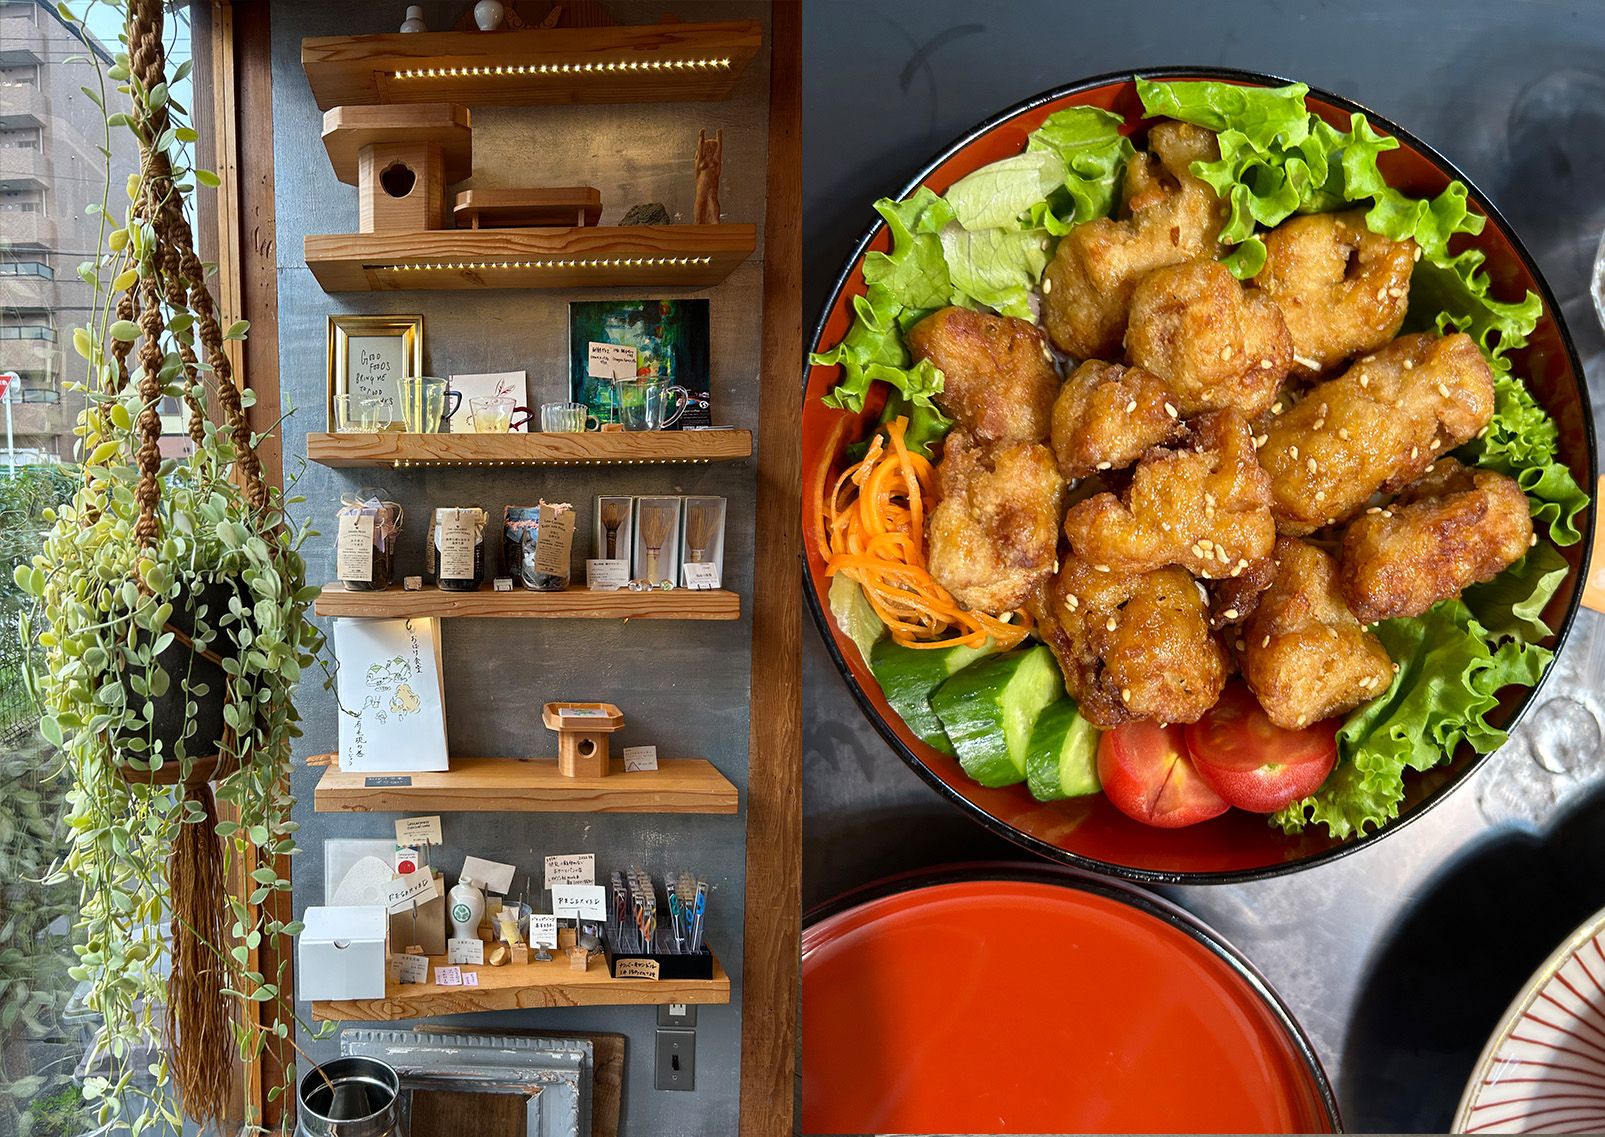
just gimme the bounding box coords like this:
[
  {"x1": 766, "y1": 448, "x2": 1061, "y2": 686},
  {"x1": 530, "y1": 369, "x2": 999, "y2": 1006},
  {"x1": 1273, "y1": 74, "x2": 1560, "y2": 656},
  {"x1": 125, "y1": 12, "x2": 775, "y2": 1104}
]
[
  {"x1": 469, "y1": 396, "x2": 534, "y2": 433},
  {"x1": 539, "y1": 401, "x2": 600, "y2": 432},
  {"x1": 614, "y1": 379, "x2": 689, "y2": 431},
  {"x1": 399, "y1": 376, "x2": 462, "y2": 433},
  {"x1": 333, "y1": 392, "x2": 386, "y2": 432}
]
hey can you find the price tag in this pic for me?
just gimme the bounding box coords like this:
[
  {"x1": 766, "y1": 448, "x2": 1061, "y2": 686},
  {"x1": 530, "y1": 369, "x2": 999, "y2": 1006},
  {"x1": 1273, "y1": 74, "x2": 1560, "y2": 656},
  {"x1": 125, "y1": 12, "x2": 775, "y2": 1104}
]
[
  {"x1": 544, "y1": 854, "x2": 595, "y2": 887},
  {"x1": 403, "y1": 576, "x2": 423, "y2": 591},
  {"x1": 586, "y1": 559, "x2": 630, "y2": 591},
  {"x1": 461, "y1": 856, "x2": 517, "y2": 896},
  {"x1": 336, "y1": 513, "x2": 375, "y2": 583},
  {"x1": 682, "y1": 561, "x2": 721, "y2": 590},
  {"x1": 587, "y1": 341, "x2": 639, "y2": 380},
  {"x1": 623, "y1": 745, "x2": 658, "y2": 772},
  {"x1": 527, "y1": 914, "x2": 558, "y2": 948},
  {"x1": 447, "y1": 937, "x2": 484, "y2": 965},
  {"x1": 434, "y1": 965, "x2": 462, "y2": 987},
  {"x1": 437, "y1": 512, "x2": 477, "y2": 580},
  {"x1": 396, "y1": 954, "x2": 429, "y2": 985},
  {"x1": 394, "y1": 816, "x2": 443, "y2": 846},
  {"x1": 394, "y1": 846, "x2": 420, "y2": 875},
  {"x1": 550, "y1": 884, "x2": 606, "y2": 920},
  {"x1": 493, "y1": 576, "x2": 515, "y2": 592},
  {"x1": 385, "y1": 871, "x2": 439, "y2": 913},
  {"x1": 615, "y1": 958, "x2": 661, "y2": 980},
  {"x1": 535, "y1": 504, "x2": 576, "y2": 578},
  {"x1": 462, "y1": 970, "x2": 479, "y2": 987}
]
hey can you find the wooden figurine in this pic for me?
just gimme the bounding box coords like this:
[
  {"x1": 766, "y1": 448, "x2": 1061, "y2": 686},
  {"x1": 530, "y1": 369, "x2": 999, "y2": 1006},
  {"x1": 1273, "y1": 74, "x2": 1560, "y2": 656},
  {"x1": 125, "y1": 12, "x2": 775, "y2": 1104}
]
[
  {"x1": 542, "y1": 701, "x2": 625, "y2": 778},
  {"x1": 694, "y1": 129, "x2": 723, "y2": 224},
  {"x1": 321, "y1": 103, "x2": 472, "y2": 233},
  {"x1": 510, "y1": 943, "x2": 531, "y2": 966},
  {"x1": 568, "y1": 946, "x2": 590, "y2": 972}
]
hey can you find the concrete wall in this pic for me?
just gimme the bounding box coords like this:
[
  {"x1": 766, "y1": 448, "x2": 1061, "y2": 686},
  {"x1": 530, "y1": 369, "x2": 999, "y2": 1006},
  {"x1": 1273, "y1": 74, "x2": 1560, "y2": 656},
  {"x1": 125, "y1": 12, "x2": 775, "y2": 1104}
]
[{"x1": 270, "y1": 3, "x2": 770, "y2": 1132}]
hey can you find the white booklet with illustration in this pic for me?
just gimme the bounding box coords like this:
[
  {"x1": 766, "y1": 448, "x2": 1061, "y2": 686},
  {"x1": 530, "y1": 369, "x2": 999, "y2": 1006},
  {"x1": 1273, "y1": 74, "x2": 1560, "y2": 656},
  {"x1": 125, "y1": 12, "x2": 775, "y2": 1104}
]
[{"x1": 334, "y1": 617, "x2": 449, "y2": 772}]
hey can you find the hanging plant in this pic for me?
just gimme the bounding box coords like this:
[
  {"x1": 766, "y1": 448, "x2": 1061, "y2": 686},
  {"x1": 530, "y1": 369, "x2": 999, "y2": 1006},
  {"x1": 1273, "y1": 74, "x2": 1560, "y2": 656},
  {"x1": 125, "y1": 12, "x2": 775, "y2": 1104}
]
[{"x1": 15, "y1": 1, "x2": 328, "y2": 1131}]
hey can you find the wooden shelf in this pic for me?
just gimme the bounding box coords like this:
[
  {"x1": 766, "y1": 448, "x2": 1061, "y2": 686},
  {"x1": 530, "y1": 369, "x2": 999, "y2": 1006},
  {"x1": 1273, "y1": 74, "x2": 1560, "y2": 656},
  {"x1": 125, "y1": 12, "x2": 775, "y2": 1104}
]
[
  {"x1": 314, "y1": 583, "x2": 739, "y2": 621},
  {"x1": 301, "y1": 22, "x2": 763, "y2": 110},
  {"x1": 306, "y1": 429, "x2": 751, "y2": 467},
  {"x1": 313, "y1": 756, "x2": 738, "y2": 814},
  {"x1": 304, "y1": 224, "x2": 754, "y2": 291},
  {"x1": 310, "y1": 951, "x2": 730, "y2": 1021}
]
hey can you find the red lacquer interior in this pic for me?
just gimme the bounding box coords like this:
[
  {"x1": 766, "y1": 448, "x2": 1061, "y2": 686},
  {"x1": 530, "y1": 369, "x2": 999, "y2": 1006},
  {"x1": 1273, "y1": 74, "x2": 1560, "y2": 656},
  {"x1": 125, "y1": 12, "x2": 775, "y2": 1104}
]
[
  {"x1": 801, "y1": 877, "x2": 1337, "y2": 1133},
  {"x1": 801, "y1": 74, "x2": 1596, "y2": 879}
]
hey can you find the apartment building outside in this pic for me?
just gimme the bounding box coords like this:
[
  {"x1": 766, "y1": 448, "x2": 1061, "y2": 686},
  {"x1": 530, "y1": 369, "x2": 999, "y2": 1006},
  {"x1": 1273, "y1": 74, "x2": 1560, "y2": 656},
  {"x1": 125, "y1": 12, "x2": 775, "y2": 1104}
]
[{"x1": 0, "y1": 0, "x2": 138, "y2": 465}]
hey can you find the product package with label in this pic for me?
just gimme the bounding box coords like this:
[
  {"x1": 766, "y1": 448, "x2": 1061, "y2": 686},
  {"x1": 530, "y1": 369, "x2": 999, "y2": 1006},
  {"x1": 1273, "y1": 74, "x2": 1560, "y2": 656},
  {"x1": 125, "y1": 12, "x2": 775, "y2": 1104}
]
[
  {"x1": 335, "y1": 490, "x2": 403, "y2": 591},
  {"x1": 632, "y1": 496, "x2": 682, "y2": 586},
  {"x1": 679, "y1": 496, "x2": 726, "y2": 588}
]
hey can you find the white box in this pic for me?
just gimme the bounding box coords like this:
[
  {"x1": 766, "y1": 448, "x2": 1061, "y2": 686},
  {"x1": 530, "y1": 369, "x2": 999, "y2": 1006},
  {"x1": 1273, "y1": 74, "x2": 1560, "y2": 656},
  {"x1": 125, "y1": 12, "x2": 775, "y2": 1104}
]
[{"x1": 298, "y1": 905, "x2": 390, "y2": 1002}]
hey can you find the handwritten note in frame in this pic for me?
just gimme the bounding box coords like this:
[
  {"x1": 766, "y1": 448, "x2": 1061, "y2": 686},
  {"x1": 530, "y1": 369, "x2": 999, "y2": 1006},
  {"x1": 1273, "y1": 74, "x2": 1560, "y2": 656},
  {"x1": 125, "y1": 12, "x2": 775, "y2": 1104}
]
[{"x1": 327, "y1": 314, "x2": 423, "y2": 431}]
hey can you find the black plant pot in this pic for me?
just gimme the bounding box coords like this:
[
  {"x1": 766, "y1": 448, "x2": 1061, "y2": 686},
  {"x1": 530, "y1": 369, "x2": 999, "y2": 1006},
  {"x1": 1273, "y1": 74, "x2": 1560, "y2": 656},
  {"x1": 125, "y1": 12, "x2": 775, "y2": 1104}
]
[{"x1": 115, "y1": 577, "x2": 247, "y2": 783}]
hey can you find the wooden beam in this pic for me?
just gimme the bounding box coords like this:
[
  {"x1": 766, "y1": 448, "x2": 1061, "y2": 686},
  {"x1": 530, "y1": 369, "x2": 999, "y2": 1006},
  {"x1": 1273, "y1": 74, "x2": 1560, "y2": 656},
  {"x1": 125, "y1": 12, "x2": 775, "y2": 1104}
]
[
  {"x1": 305, "y1": 428, "x2": 752, "y2": 467},
  {"x1": 313, "y1": 583, "x2": 740, "y2": 621},
  {"x1": 740, "y1": 4, "x2": 802, "y2": 1135}
]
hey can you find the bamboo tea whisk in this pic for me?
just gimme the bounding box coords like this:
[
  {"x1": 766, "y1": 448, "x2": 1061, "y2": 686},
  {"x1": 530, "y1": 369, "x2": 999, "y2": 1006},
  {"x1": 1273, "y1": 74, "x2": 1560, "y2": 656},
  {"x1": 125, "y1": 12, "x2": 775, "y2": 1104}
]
[
  {"x1": 640, "y1": 504, "x2": 674, "y2": 582},
  {"x1": 601, "y1": 500, "x2": 628, "y2": 560},
  {"x1": 686, "y1": 500, "x2": 718, "y2": 562}
]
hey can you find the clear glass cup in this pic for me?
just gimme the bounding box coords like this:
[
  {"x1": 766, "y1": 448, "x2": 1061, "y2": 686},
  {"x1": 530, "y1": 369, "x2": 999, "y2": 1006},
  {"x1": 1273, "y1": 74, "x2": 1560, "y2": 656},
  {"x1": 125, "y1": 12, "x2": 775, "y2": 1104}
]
[
  {"x1": 334, "y1": 393, "x2": 387, "y2": 432},
  {"x1": 470, "y1": 396, "x2": 515, "y2": 433},
  {"x1": 614, "y1": 379, "x2": 689, "y2": 431},
  {"x1": 539, "y1": 401, "x2": 600, "y2": 432},
  {"x1": 399, "y1": 376, "x2": 462, "y2": 433}
]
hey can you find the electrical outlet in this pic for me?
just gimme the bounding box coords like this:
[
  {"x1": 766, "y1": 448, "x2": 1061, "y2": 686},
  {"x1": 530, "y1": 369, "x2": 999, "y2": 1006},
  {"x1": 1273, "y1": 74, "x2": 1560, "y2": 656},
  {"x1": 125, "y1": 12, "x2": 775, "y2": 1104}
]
[
  {"x1": 657, "y1": 1003, "x2": 697, "y2": 1028},
  {"x1": 655, "y1": 1028, "x2": 696, "y2": 1091}
]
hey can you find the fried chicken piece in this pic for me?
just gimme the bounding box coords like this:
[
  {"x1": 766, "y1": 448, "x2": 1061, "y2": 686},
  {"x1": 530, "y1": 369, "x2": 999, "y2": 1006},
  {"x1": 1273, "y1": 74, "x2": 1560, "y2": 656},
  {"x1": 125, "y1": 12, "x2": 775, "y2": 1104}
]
[
  {"x1": 1125, "y1": 260, "x2": 1294, "y2": 417},
  {"x1": 906, "y1": 307, "x2": 1060, "y2": 444},
  {"x1": 1034, "y1": 559, "x2": 1227, "y2": 728},
  {"x1": 1241, "y1": 537, "x2": 1395, "y2": 730},
  {"x1": 926, "y1": 435, "x2": 1064, "y2": 614},
  {"x1": 1339, "y1": 459, "x2": 1534, "y2": 624},
  {"x1": 1040, "y1": 121, "x2": 1228, "y2": 360},
  {"x1": 1048, "y1": 360, "x2": 1185, "y2": 479},
  {"x1": 1061, "y1": 408, "x2": 1276, "y2": 582},
  {"x1": 1255, "y1": 209, "x2": 1416, "y2": 377},
  {"x1": 1260, "y1": 332, "x2": 1496, "y2": 535}
]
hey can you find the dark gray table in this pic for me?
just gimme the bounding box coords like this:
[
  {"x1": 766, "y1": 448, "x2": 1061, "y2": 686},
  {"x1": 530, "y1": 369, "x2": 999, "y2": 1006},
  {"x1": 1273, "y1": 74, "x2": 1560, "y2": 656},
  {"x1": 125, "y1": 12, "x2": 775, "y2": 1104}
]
[{"x1": 801, "y1": 2, "x2": 1605, "y2": 1130}]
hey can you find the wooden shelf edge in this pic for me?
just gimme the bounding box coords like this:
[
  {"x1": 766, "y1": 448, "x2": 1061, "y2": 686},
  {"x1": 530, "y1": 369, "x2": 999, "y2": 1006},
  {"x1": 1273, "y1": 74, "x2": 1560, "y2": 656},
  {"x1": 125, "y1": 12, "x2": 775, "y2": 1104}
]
[
  {"x1": 304, "y1": 429, "x2": 753, "y2": 467},
  {"x1": 302, "y1": 224, "x2": 755, "y2": 292},
  {"x1": 314, "y1": 583, "x2": 740, "y2": 621},
  {"x1": 309, "y1": 954, "x2": 730, "y2": 1021},
  {"x1": 312, "y1": 756, "x2": 739, "y2": 814}
]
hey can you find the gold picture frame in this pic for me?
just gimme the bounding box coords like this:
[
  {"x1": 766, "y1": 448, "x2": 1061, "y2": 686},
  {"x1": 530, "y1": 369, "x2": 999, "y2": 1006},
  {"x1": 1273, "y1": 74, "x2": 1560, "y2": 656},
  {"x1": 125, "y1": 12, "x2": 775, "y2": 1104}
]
[{"x1": 326, "y1": 313, "x2": 424, "y2": 431}]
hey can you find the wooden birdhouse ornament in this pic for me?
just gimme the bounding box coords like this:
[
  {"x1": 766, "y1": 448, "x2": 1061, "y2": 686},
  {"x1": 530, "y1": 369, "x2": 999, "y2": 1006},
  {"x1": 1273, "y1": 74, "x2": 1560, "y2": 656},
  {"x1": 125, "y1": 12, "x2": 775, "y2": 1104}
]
[
  {"x1": 542, "y1": 701, "x2": 625, "y2": 778},
  {"x1": 321, "y1": 103, "x2": 473, "y2": 232}
]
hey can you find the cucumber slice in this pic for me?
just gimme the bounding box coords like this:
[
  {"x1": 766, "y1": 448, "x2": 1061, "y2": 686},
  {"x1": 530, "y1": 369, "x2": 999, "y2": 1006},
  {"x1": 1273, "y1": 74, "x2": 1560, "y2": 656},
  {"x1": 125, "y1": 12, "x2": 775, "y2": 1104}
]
[
  {"x1": 1025, "y1": 699, "x2": 1102, "y2": 802},
  {"x1": 931, "y1": 646, "x2": 1060, "y2": 788},
  {"x1": 829, "y1": 575, "x2": 884, "y2": 662},
  {"x1": 870, "y1": 638, "x2": 994, "y2": 755}
]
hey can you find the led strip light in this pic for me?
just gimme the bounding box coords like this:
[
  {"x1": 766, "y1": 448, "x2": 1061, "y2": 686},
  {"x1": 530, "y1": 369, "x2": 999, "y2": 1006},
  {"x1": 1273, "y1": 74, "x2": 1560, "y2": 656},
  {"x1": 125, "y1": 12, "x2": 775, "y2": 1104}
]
[
  {"x1": 385, "y1": 256, "x2": 714, "y2": 272},
  {"x1": 392, "y1": 58, "x2": 733, "y2": 79},
  {"x1": 390, "y1": 458, "x2": 717, "y2": 468}
]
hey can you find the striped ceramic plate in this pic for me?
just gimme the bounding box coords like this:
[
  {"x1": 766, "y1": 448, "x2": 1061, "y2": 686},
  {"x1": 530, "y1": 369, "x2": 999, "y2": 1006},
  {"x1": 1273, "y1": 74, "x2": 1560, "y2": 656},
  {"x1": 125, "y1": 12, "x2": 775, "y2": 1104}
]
[{"x1": 1457, "y1": 906, "x2": 1605, "y2": 1133}]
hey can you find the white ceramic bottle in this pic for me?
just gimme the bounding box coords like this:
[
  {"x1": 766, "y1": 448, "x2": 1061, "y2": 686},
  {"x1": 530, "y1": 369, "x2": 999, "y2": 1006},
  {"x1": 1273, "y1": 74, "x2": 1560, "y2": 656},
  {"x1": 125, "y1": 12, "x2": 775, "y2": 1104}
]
[
  {"x1": 448, "y1": 876, "x2": 485, "y2": 940},
  {"x1": 473, "y1": 0, "x2": 505, "y2": 31},
  {"x1": 399, "y1": 6, "x2": 426, "y2": 33}
]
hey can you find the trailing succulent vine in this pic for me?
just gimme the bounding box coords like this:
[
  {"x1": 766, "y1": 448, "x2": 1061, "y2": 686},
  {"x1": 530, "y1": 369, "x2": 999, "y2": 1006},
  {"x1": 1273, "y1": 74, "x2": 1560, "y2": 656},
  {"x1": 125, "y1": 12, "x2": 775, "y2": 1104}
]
[{"x1": 14, "y1": 2, "x2": 329, "y2": 1131}]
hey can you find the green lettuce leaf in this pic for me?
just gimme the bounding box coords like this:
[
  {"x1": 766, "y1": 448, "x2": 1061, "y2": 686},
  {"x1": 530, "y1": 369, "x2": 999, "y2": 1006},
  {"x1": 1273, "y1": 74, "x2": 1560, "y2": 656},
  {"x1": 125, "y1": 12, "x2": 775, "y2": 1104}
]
[
  {"x1": 1272, "y1": 594, "x2": 1556, "y2": 840},
  {"x1": 1462, "y1": 375, "x2": 1589, "y2": 545},
  {"x1": 945, "y1": 151, "x2": 1066, "y2": 232},
  {"x1": 1463, "y1": 542, "x2": 1569, "y2": 643},
  {"x1": 940, "y1": 225, "x2": 1051, "y2": 320},
  {"x1": 1025, "y1": 106, "x2": 1135, "y2": 233},
  {"x1": 862, "y1": 188, "x2": 954, "y2": 311}
]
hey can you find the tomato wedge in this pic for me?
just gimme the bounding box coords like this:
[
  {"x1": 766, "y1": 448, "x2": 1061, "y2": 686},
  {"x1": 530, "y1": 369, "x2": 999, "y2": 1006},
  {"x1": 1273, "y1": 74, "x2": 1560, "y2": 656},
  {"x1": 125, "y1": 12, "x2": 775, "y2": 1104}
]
[
  {"x1": 1183, "y1": 683, "x2": 1338, "y2": 813},
  {"x1": 1097, "y1": 720, "x2": 1230, "y2": 829}
]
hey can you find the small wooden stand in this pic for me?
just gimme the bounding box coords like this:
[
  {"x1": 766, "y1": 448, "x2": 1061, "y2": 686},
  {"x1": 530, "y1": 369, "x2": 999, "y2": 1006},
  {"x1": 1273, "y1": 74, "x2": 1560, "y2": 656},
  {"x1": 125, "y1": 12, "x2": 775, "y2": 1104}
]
[
  {"x1": 322, "y1": 103, "x2": 472, "y2": 233},
  {"x1": 542, "y1": 701, "x2": 625, "y2": 779},
  {"x1": 454, "y1": 187, "x2": 602, "y2": 229},
  {"x1": 510, "y1": 943, "x2": 530, "y2": 966},
  {"x1": 568, "y1": 946, "x2": 591, "y2": 972}
]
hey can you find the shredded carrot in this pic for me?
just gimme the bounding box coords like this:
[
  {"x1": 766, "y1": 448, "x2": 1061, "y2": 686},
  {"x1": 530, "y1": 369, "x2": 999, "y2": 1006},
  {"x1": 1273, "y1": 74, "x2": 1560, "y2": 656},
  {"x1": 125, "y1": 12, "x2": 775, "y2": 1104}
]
[{"x1": 821, "y1": 416, "x2": 1031, "y2": 651}]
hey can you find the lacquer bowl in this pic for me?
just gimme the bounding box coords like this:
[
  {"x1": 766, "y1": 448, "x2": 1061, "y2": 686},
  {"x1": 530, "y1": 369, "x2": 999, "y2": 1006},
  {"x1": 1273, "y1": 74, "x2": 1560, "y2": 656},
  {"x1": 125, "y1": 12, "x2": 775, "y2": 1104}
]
[{"x1": 802, "y1": 68, "x2": 1597, "y2": 883}]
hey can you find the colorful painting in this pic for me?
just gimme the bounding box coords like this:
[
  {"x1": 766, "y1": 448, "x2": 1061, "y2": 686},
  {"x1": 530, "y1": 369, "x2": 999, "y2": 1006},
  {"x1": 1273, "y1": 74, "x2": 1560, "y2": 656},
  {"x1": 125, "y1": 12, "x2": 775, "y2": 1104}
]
[{"x1": 567, "y1": 299, "x2": 712, "y2": 428}]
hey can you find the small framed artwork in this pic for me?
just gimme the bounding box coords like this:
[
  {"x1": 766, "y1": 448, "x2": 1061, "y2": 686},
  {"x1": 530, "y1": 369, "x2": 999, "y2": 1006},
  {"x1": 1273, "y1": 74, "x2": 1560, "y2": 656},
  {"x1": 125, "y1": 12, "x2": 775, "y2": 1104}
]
[
  {"x1": 567, "y1": 299, "x2": 711, "y2": 429},
  {"x1": 327, "y1": 314, "x2": 424, "y2": 431}
]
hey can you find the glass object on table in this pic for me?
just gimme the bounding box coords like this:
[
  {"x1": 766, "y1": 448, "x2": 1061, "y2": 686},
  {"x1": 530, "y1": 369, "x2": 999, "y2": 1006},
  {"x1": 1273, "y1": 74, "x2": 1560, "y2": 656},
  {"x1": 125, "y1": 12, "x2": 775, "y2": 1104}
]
[
  {"x1": 334, "y1": 393, "x2": 387, "y2": 432},
  {"x1": 468, "y1": 396, "x2": 517, "y2": 433},
  {"x1": 613, "y1": 378, "x2": 689, "y2": 431},
  {"x1": 399, "y1": 376, "x2": 461, "y2": 433},
  {"x1": 539, "y1": 402, "x2": 599, "y2": 432}
]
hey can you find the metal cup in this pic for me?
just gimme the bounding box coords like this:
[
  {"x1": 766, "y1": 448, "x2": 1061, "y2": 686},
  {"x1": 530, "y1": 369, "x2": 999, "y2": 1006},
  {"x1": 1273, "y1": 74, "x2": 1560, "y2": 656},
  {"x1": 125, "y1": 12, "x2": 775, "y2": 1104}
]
[{"x1": 296, "y1": 1056, "x2": 406, "y2": 1137}]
